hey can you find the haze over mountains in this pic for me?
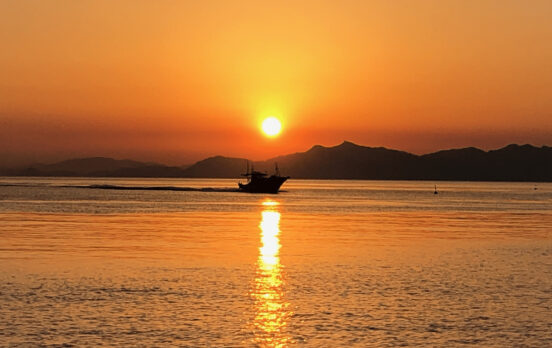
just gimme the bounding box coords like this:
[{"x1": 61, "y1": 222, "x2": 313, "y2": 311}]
[{"x1": 2, "y1": 142, "x2": 551, "y2": 182}]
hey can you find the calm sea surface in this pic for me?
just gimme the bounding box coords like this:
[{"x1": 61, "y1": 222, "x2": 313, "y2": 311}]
[{"x1": 1, "y1": 177, "x2": 551, "y2": 347}]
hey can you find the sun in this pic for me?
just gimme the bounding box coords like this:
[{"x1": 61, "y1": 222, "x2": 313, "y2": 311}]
[{"x1": 261, "y1": 117, "x2": 282, "y2": 137}]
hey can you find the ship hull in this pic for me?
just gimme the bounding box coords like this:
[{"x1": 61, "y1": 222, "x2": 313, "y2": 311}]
[{"x1": 238, "y1": 175, "x2": 288, "y2": 194}]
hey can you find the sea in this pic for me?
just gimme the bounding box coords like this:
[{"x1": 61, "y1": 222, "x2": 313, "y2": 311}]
[{"x1": 1, "y1": 177, "x2": 551, "y2": 347}]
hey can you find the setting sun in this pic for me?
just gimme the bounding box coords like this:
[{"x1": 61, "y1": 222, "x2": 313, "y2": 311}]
[{"x1": 261, "y1": 117, "x2": 282, "y2": 137}]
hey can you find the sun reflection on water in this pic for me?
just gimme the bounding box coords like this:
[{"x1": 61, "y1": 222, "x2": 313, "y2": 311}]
[{"x1": 252, "y1": 199, "x2": 292, "y2": 347}]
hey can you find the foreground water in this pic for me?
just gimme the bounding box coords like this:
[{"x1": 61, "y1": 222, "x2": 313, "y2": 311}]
[{"x1": 1, "y1": 178, "x2": 551, "y2": 346}]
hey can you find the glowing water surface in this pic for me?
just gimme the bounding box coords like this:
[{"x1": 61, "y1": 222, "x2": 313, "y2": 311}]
[
  {"x1": 252, "y1": 200, "x2": 292, "y2": 347},
  {"x1": 0, "y1": 178, "x2": 551, "y2": 346}
]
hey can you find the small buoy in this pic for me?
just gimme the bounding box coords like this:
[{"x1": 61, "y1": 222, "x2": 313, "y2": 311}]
[{"x1": 434, "y1": 185, "x2": 438, "y2": 195}]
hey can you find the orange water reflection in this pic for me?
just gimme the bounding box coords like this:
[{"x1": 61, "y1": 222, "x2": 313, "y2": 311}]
[{"x1": 252, "y1": 199, "x2": 292, "y2": 347}]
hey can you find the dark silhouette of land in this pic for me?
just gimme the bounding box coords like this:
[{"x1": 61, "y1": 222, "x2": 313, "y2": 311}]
[{"x1": 2, "y1": 142, "x2": 551, "y2": 181}]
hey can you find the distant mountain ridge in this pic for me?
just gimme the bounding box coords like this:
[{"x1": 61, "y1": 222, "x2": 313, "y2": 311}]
[
  {"x1": 2, "y1": 157, "x2": 189, "y2": 178},
  {"x1": 2, "y1": 142, "x2": 551, "y2": 181}
]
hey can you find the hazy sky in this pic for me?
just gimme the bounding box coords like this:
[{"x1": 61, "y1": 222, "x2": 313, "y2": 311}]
[{"x1": 1, "y1": 0, "x2": 551, "y2": 165}]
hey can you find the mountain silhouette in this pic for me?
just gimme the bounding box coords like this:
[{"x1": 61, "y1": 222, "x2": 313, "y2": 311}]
[
  {"x1": 182, "y1": 142, "x2": 552, "y2": 181},
  {"x1": 3, "y1": 157, "x2": 188, "y2": 178},
  {"x1": 255, "y1": 141, "x2": 419, "y2": 179},
  {"x1": 2, "y1": 142, "x2": 551, "y2": 181},
  {"x1": 182, "y1": 156, "x2": 248, "y2": 178}
]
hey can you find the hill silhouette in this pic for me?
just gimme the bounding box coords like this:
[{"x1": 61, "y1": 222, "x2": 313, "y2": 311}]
[
  {"x1": 3, "y1": 157, "x2": 188, "y2": 178},
  {"x1": 255, "y1": 141, "x2": 419, "y2": 179},
  {"x1": 2, "y1": 142, "x2": 551, "y2": 181},
  {"x1": 182, "y1": 156, "x2": 248, "y2": 178},
  {"x1": 179, "y1": 142, "x2": 552, "y2": 181}
]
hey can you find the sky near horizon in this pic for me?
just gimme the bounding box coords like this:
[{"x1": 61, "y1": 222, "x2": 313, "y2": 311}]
[{"x1": 1, "y1": 0, "x2": 551, "y2": 166}]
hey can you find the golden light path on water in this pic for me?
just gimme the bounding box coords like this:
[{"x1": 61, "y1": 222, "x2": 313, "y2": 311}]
[{"x1": 252, "y1": 199, "x2": 292, "y2": 347}]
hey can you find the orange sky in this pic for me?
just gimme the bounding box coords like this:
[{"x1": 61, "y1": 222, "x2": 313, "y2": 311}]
[{"x1": 1, "y1": 1, "x2": 551, "y2": 166}]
